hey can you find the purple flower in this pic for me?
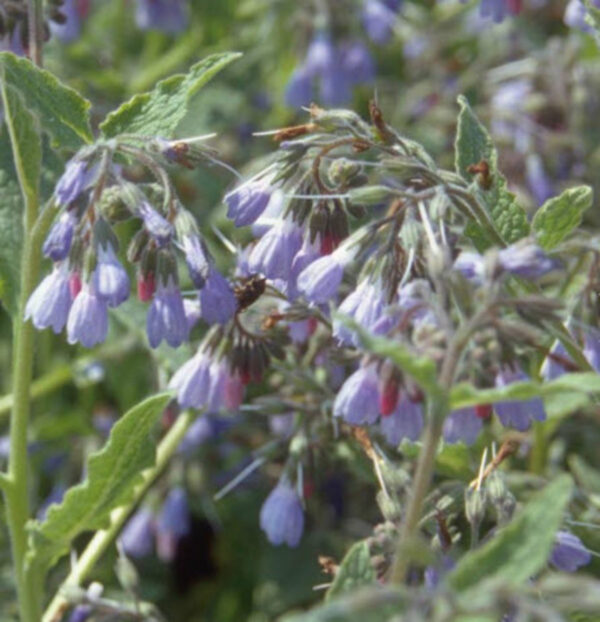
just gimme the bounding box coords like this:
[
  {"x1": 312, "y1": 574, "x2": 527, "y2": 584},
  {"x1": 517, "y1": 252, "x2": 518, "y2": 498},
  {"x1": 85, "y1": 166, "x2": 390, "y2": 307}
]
[
  {"x1": 178, "y1": 415, "x2": 229, "y2": 453},
  {"x1": 564, "y1": 0, "x2": 592, "y2": 31},
  {"x1": 549, "y1": 531, "x2": 591, "y2": 572},
  {"x1": 135, "y1": 0, "x2": 187, "y2": 33},
  {"x1": 259, "y1": 481, "x2": 304, "y2": 547},
  {"x1": 225, "y1": 180, "x2": 272, "y2": 227},
  {"x1": 454, "y1": 251, "x2": 484, "y2": 283},
  {"x1": 525, "y1": 154, "x2": 555, "y2": 206},
  {"x1": 583, "y1": 329, "x2": 600, "y2": 373},
  {"x1": 541, "y1": 339, "x2": 571, "y2": 381},
  {"x1": 93, "y1": 244, "x2": 130, "y2": 307},
  {"x1": 498, "y1": 243, "x2": 556, "y2": 280},
  {"x1": 183, "y1": 298, "x2": 201, "y2": 331},
  {"x1": 181, "y1": 234, "x2": 210, "y2": 288},
  {"x1": 66, "y1": 283, "x2": 109, "y2": 347},
  {"x1": 43, "y1": 211, "x2": 76, "y2": 261},
  {"x1": 138, "y1": 202, "x2": 173, "y2": 246},
  {"x1": 362, "y1": 0, "x2": 397, "y2": 44},
  {"x1": 68, "y1": 605, "x2": 92, "y2": 622},
  {"x1": 305, "y1": 35, "x2": 336, "y2": 76},
  {"x1": 25, "y1": 266, "x2": 72, "y2": 333},
  {"x1": 285, "y1": 66, "x2": 313, "y2": 108},
  {"x1": 297, "y1": 248, "x2": 349, "y2": 303},
  {"x1": 381, "y1": 395, "x2": 424, "y2": 445},
  {"x1": 0, "y1": 26, "x2": 27, "y2": 56},
  {"x1": 321, "y1": 62, "x2": 352, "y2": 107},
  {"x1": 443, "y1": 407, "x2": 483, "y2": 445},
  {"x1": 206, "y1": 358, "x2": 229, "y2": 413},
  {"x1": 248, "y1": 221, "x2": 303, "y2": 281},
  {"x1": 477, "y1": 0, "x2": 521, "y2": 22},
  {"x1": 156, "y1": 487, "x2": 191, "y2": 561},
  {"x1": 168, "y1": 349, "x2": 212, "y2": 409},
  {"x1": 120, "y1": 507, "x2": 155, "y2": 558},
  {"x1": 269, "y1": 413, "x2": 296, "y2": 438},
  {"x1": 146, "y1": 277, "x2": 188, "y2": 348},
  {"x1": 340, "y1": 41, "x2": 376, "y2": 85},
  {"x1": 198, "y1": 267, "x2": 237, "y2": 325},
  {"x1": 333, "y1": 278, "x2": 387, "y2": 345},
  {"x1": 333, "y1": 364, "x2": 380, "y2": 425},
  {"x1": 55, "y1": 160, "x2": 89, "y2": 205},
  {"x1": 50, "y1": 0, "x2": 85, "y2": 42},
  {"x1": 494, "y1": 368, "x2": 546, "y2": 431}
]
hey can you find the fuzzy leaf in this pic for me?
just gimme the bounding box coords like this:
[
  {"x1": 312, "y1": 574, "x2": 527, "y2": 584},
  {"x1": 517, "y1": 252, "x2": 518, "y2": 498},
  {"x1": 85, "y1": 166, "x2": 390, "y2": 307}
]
[
  {"x1": 26, "y1": 392, "x2": 171, "y2": 573},
  {"x1": 454, "y1": 95, "x2": 529, "y2": 247},
  {"x1": 326, "y1": 541, "x2": 375, "y2": 601},
  {"x1": 532, "y1": 186, "x2": 593, "y2": 250},
  {"x1": 0, "y1": 130, "x2": 25, "y2": 316},
  {"x1": 0, "y1": 52, "x2": 92, "y2": 150},
  {"x1": 448, "y1": 475, "x2": 573, "y2": 591},
  {"x1": 282, "y1": 586, "x2": 405, "y2": 622},
  {"x1": 450, "y1": 372, "x2": 600, "y2": 411},
  {"x1": 100, "y1": 52, "x2": 241, "y2": 138}
]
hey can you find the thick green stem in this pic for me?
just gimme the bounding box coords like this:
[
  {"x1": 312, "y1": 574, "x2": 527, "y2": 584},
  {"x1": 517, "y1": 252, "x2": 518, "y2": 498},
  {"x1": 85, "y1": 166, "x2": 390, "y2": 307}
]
[{"x1": 42, "y1": 409, "x2": 197, "y2": 622}]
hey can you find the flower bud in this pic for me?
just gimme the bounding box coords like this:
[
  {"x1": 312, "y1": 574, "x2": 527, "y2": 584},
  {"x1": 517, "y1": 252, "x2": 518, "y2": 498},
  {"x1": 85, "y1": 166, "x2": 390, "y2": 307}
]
[{"x1": 465, "y1": 487, "x2": 487, "y2": 529}]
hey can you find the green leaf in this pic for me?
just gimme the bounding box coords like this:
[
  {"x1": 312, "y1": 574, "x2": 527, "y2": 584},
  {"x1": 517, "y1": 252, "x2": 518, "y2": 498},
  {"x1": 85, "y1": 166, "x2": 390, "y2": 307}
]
[
  {"x1": 335, "y1": 314, "x2": 442, "y2": 398},
  {"x1": 447, "y1": 475, "x2": 573, "y2": 592},
  {"x1": 454, "y1": 95, "x2": 529, "y2": 247},
  {"x1": 569, "y1": 456, "x2": 600, "y2": 496},
  {"x1": 326, "y1": 541, "x2": 375, "y2": 601},
  {"x1": 281, "y1": 586, "x2": 405, "y2": 622},
  {"x1": 450, "y1": 372, "x2": 600, "y2": 411},
  {"x1": 1, "y1": 85, "x2": 42, "y2": 204},
  {"x1": 532, "y1": 186, "x2": 593, "y2": 250},
  {"x1": 26, "y1": 392, "x2": 172, "y2": 573},
  {"x1": 0, "y1": 52, "x2": 92, "y2": 150},
  {"x1": 0, "y1": 130, "x2": 25, "y2": 316},
  {"x1": 100, "y1": 52, "x2": 241, "y2": 138}
]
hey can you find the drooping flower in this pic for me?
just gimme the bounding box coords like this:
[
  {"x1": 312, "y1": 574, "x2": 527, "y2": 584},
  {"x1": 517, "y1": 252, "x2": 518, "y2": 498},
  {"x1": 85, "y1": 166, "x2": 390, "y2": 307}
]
[
  {"x1": 68, "y1": 605, "x2": 92, "y2": 622},
  {"x1": 135, "y1": 0, "x2": 187, "y2": 33},
  {"x1": 55, "y1": 160, "x2": 90, "y2": 206},
  {"x1": 362, "y1": 0, "x2": 398, "y2": 44},
  {"x1": 259, "y1": 481, "x2": 304, "y2": 547},
  {"x1": 340, "y1": 41, "x2": 376, "y2": 85},
  {"x1": 297, "y1": 247, "x2": 351, "y2": 303},
  {"x1": 453, "y1": 251, "x2": 484, "y2": 283},
  {"x1": 93, "y1": 244, "x2": 130, "y2": 308},
  {"x1": 198, "y1": 267, "x2": 237, "y2": 325},
  {"x1": 549, "y1": 531, "x2": 591, "y2": 572},
  {"x1": 25, "y1": 266, "x2": 73, "y2": 334},
  {"x1": 525, "y1": 154, "x2": 555, "y2": 206},
  {"x1": 43, "y1": 211, "x2": 77, "y2": 261},
  {"x1": 564, "y1": 0, "x2": 598, "y2": 31},
  {"x1": 333, "y1": 278, "x2": 387, "y2": 345},
  {"x1": 541, "y1": 339, "x2": 571, "y2": 381},
  {"x1": 443, "y1": 407, "x2": 483, "y2": 445},
  {"x1": 333, "y1": 364, "x2": 380, "y2": 425},
  {"x1": 497, "y1": 242, "x2": 556, "y2": 280},
  {"x1": 225, "y1": 179, "x2": 272, "y2": 227},
  {"x1": 583, "y1": 329, "x2": 600, "y2": 373},
  {"x1": 66, "y1": 282, "x2": 108, "y2": 348},
  {"x1": 50, "y1": 0, "x2": 89, "y2": 42},
  {"x1": 284, "y1": 66, "x2": 313, "y2": 108},
  {"x1": 146, "y1": 277, "x2": 188, "y2": 348},
  {"x1": 156, "y1": 487, "x2": 191, "y2": 562},
  {"x1": 138, "y1": 202, "x2": 173, "y2": 247},
  {"x1": 476, "y1": 0, "x2": 522, "y2": 22},
  {"x1": 181, "y1": 234, "x2": 210, "y2": 288},
  {"x1": 380, "y1": 395, "x2": 424, "y2": 445},
  {"x1": 183, "y1": 298, "x2": 201, "y2": 331},
  {"x1": 168, "y1": 348, "x2": 212, "y2": 409},
  {"x1": 248, "y1": 221, "x2": 303, "y2": 281},
  {"x1": 120, "y1": 507, "x2": 155, "y2": 558},
  {"x1": 494, "y1": 368, "x2": 546, "y2": 431}
]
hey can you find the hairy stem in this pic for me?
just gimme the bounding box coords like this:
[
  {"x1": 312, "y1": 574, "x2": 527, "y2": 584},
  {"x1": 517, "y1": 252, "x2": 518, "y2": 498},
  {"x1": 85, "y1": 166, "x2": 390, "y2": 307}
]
[
  {"x1": 389, "y1": 310, "x2": 489, "y2": 584},
  {"x1": 27, "y1": 0, "x2": 44, "y2": 66},
  {"x1": 42, "y1": 409, "x2": 197, "y2": 622}
]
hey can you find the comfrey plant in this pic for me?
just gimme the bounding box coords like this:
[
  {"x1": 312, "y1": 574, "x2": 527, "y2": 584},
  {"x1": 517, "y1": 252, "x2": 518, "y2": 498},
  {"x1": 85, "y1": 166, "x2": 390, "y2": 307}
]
[
  {"x1": 2, "y1": 3, "x2": 600, "y2": 622},
  {"x1": 182, "y1": 98, "x2": 600, "y2": 617}
]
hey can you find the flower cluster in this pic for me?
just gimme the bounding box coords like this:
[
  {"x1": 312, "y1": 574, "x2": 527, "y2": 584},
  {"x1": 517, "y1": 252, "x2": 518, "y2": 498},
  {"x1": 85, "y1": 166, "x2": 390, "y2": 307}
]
[{"x1": 25, "y1": 136, "x2": 238, "y2": 349}]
